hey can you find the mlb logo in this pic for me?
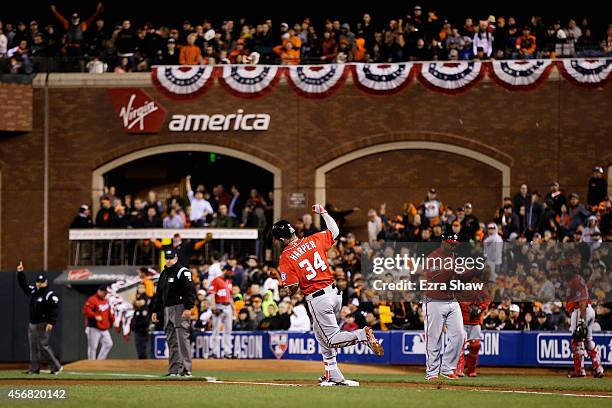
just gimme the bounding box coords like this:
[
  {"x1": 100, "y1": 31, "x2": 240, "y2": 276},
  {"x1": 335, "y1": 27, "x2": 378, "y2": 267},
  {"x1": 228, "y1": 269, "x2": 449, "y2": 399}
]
[
  {"x1": 402, "y1": 333, "x2": 427, "y2": 355},
  {"x1": 269, "y1": 333, "x2": 289, "y2": 359}
]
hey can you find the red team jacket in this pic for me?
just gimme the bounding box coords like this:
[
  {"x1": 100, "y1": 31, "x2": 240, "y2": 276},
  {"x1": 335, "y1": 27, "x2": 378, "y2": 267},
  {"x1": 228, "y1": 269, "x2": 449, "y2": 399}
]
[
  {"x1": 279, "y1": 230, "x2": 335, "y2": 296},
  {"x1": 565, "y1": 274, "x2": 590, "y2": 313},
  {"x1": 209, "y1": 276, "x2": 233, "y2": 304},
  {"x1": 83, "y1": 294, "x2": 114, "y2": 330}
]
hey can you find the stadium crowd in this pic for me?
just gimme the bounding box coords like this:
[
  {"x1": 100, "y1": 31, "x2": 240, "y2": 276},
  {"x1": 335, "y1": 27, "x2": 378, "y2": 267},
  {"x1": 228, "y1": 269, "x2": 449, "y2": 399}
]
[
  {"x1": 1, "y1": 3, "x2": 612, "y2": 73},
  {"x1": 103, "y1": 165, "x2": 612, "y2": 349}
]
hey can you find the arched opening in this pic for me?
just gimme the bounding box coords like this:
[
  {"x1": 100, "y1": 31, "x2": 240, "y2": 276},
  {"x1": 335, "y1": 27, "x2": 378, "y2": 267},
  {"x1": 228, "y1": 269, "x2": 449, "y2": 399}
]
[
  {"x1": 314, "y1": 141, "x2": 511, "y2": 232},
  {"x1": 92, "y1": 143, "x2": 282, "y2": 221}
]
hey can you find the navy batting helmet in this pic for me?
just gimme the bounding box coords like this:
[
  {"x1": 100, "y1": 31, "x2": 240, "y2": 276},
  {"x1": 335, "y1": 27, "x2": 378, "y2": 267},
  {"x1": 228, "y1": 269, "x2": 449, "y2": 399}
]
[{"x1": 272, "y1": 220, "x2": 296, "y2": 240}]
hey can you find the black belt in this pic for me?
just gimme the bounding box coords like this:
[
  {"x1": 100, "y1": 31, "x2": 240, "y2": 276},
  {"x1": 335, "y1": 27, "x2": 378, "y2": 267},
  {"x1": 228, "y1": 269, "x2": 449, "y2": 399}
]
[{"x1": 310, "y1": 283, "x2": 336, "y2": 299}]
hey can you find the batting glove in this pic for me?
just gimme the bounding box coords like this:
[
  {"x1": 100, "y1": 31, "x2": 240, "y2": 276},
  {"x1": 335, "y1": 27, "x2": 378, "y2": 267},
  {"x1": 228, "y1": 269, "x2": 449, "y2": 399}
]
[{"x1": 312, "y1": 204, "x2": 327, "y2": 214}]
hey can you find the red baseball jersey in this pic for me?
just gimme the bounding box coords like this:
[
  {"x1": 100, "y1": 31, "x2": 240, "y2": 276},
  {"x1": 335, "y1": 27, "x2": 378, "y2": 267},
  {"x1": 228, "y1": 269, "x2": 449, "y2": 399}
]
[
  {"x1": 83, "y1": 294, "x2": 114, "y2": 330},
  {"x1": 423, "y1": 247, "x2": 456, "y2": 300},
  {"x1": 209, "y1": 276, "x2": 233, "y2": 304},
  {"x1": 279, "y1": 230, "x2": 335, "y2": 296},
  {"x1": 565, "y1": 274, "x2": 590, "y2": 313}
]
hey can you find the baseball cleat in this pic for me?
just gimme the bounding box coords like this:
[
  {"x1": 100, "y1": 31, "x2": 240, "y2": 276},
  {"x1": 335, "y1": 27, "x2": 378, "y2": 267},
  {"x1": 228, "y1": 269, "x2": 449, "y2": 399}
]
[
  {"x1": 567, "y1": 372, "x2": 586, "y2": 378},
  {"x1": 50, "y1": 366, "x2": 63, "y2": 375},
  {"x1": 320, "y1": 379, "x2": 360, "y2": 387},
  {"x1": 164, "y1": 373, "x2": 179, "y2": 377},
  {"x1": 318, "y1": 375, "x2": 326, "y2": 383},
  {"x1": 24, "y1": 370, "x2": 40, "y2": 375},
  {"x1": 425, "y1": 376, "x2": 439, "y2": 381},
  {"x1": 364, "y1": 326, "x2": 384, "y2": 357},
  {"x1": 467, "y1": 372, "x2": 477, "y2": 378},
  {"x1": 593, "y1": 371, "x2": 604, "y2": 378},
  {"x1": 180, "y1": 371, "x2": 193, "y2": 377},
  {"x1": 441, "y1": 373, "x2": 459, "y2": 380}
]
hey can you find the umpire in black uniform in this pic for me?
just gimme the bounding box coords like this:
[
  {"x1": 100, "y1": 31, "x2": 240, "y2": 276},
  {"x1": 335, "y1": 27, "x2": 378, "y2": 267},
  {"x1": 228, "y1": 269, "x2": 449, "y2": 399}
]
[
  {"x1": 151, "y1": 249, "x2": 195, "y2": 377},
  {"x1": 16, "y1": 261, "x2": 62, "y2": 374}
]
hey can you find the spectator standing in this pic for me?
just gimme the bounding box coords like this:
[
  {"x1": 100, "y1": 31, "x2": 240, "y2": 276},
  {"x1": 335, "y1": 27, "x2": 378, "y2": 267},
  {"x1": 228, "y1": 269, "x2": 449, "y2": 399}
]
[
  {"x1": 186, "y1": 175, "x2": 214, "y2": 227},
  {"x1": 587, "y1": 166, "x2": 607, "y2": 207},
  {"x1": 180, "y1": 33, "x2": 202, "y2": 65},
  {"x1": 17, "y1": 262, "x2": 62, "y2": 374},
  {"x1": 163, "y1": 208, "x2": 185, "y2": 229},
  {"x1": 546, "y1": 181, "x2": 567, "y2": 216},
  {"x1": 367, "y1": 208, "x2": 383, "y2": 244},
  {"x1": 515, "y1": 26, "x2": 537, "y2": 59},
  {"x1": 484, "y1": 223, "x2": 503, "y2": 281},
  {"x1": 472, "y1": 26, "x2": 493, "y2": 58},
  {"x1": 95, "y1": 196, "x2": 115, "y2": 227},
  {"x1": 423, "y1": 188, "x2": 443, "y2": 226},
  {"x1": 83, "y1": 286, "x2": 114, "y2": 360},
  {"x1": 115, "y1": 20, "x2": 137, "y2": 69},
  {"x1": 50, "y1": 2, "x2": 102, "y2": 57},
  {"x1": 567, "y1": 193, "x2": 590, "y2": 233},
  {"x1": 71, "y1": 204, "x2": 93, "y2": 228}
]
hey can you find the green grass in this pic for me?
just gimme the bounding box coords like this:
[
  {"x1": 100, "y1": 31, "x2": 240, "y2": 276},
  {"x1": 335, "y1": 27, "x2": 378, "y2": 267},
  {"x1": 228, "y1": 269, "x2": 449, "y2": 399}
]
[
  {"x1": 1, "y1": 369, "x2": 610, "y2": 392},
  {"x1": 0, "y1": 371, "x2": 612, "y2": 392},
  {"x1": 0, "y1": 383, "x2": 609, "y2": 408}
]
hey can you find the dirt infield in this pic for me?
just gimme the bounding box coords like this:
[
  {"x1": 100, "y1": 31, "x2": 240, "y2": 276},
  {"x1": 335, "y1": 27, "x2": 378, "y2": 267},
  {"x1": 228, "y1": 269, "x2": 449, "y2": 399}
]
[{"x1": 62, "y1": 359, "x2": 562, "y2": 376}]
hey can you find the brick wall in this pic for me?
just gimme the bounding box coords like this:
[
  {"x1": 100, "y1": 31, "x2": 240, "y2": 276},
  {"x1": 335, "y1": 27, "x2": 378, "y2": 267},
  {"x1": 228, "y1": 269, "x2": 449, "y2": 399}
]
[
  {"x1": 0, "y1": 83, "x2": 33, "y2": 132},
  {"x1": 0, "y1": 78, "x2": 610, "y2": 270}
]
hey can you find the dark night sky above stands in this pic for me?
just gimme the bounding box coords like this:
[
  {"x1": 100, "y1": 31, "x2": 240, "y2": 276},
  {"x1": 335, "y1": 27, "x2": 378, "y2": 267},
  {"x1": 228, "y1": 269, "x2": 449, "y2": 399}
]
[{"x1": 2, "y1": 0, "x2": 606, "y2": 31}]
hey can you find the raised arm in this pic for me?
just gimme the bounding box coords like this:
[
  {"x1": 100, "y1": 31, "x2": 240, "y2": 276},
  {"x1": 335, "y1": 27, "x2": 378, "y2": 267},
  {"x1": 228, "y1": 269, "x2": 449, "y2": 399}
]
[
  {"x1": 312, "y1": 203, "x2": 339, "y2": 239},
  {"x1": 16, "y1": 261, "x2": 34, "y2": 295}
]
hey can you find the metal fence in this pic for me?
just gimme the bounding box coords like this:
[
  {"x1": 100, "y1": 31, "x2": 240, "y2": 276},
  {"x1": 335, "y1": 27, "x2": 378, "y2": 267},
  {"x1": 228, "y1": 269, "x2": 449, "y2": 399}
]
[{"x1": 68, "y1": 228, "x2": 262, "y2": 266}]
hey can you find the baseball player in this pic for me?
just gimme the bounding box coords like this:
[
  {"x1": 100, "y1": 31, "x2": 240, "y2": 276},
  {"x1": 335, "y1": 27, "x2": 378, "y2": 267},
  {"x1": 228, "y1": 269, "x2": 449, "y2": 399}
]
[
  {"x1": 17, "y1": 261, "x2": 62, "y2": 375},
  {"x1": 83, "y1": 285, "x2": 114, "y2": 360},
  {"x1": 563, "y1": 254, "x2": 604, "y2": 378},
  {"x1": 455, "y1": 284, "x2": 490, "y2": 378},
  {"x1": 208, "y1": 264, "x2": 235, "y2": 359},
  {"x1": 273, "y1": 204, "x2": 384, "y2": 387},
  {"x1": 423, "y1": 233, "x2": 465, "y2": 380}
]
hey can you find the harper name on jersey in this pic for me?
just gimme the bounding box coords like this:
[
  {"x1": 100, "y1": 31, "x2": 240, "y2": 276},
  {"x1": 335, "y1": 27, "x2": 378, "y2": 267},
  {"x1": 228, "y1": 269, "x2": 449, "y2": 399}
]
[{"x1": 287, "y1": 239, "x2": 318, "y2": 261}]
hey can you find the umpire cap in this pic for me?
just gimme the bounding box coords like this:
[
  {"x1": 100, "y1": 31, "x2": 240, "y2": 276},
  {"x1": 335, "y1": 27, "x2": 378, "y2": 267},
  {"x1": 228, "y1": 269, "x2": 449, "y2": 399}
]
[
  {"x1": 35, "y1": 274, "x2": 48, "y2": 282},
  {"x1": 272, "y1": 220, "x2": 296, "y2": 240},
  {"x1": 164, "y1": 248, "x2": 178, "y2": 259}
]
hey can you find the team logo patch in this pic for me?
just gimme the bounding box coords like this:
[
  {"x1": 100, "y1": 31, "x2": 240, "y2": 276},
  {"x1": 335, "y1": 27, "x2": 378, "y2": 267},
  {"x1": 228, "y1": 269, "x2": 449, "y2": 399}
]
[
  {"x1": 280, "y1": 272, "x2": 287, "y2": 282},
  {"x1": 269, "y1": 333, "x2": 289, "y2": 359}
]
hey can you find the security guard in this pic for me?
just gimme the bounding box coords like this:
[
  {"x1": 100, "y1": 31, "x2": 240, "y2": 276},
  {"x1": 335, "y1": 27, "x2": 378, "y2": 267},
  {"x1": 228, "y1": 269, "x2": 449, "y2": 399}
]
[
  {"x1": 151, "y1": 249, "x2": 195, "y2": 377},
  {"x1": 16, "y1": 261, "x2": 62, "y2": 374}
]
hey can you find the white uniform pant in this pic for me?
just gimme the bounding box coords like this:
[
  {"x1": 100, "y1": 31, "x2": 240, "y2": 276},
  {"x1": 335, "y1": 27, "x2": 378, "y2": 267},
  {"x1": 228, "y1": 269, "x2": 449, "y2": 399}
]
[
  {"x1": 424, "y1": 299, "x2": 464, "y2": 379},
  {"x1": 211, "y1": 304, "x2": 234, "y2": 358},
  {"x1": 86, "y1": 327, "x2": 113, "y2": 360},
  {"x1": 306, "y1": 285, "x2": 367, "y2": 382}
]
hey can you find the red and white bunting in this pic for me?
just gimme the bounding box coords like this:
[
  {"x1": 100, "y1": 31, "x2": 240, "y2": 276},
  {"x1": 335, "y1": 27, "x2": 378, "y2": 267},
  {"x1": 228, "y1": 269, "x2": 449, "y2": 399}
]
[
  {"x1": 488, "y1": 60, "x2": 553, "y2": 91},
  {"x1": 151, "y1": 65, "x2": 215, "y2": 100},
  {"x1": 418, "y1": 61, "x2": 484, "y2": 94},
  {"x1": 218, "y1": 65, "x2": 281, "y2": 98},
  {"x1": 352, "y1": 63, "x2": 414, "y2": 95},
  {"x1": 285, "y1": 65, "x2": 348, "y2": 98},
  {"x1": 557, "y1": 58, "x2": 612, "y2": 87}
]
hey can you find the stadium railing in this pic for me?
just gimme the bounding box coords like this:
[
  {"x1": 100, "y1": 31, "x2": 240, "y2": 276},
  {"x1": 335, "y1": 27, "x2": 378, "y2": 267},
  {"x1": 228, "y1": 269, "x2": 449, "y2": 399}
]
[{"x1": 68, "y1": 228, "x2": 261, "y2": 266}]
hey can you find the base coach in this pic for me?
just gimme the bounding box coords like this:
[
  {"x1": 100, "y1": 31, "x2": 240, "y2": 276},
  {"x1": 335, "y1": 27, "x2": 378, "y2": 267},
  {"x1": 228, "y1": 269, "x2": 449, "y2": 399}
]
[
  {"x1": 152, "y1": 249, "x2": 196, "y2": 377},
  {"x1": 17, "y1": 261, "x2": 62, "y2": 374}
]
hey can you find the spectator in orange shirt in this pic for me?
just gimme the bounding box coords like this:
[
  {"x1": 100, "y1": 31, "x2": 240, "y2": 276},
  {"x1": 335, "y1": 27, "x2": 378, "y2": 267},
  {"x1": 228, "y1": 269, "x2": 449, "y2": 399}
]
[
  {"x1": 179, "y1": 33, "x2": 202, "y2": 65},
  {"x1": 229, "y1": 39, "x2": 249, "y2": 63},
  {"x1": 353, "y1": 37, "x2": 367, "y2": 62},
  {"x1": 273, "y1": 40, "x2": 300, "y2": 64},
  {"x1": 515, "y1": 26, "x2": 536, "y2": 59}
]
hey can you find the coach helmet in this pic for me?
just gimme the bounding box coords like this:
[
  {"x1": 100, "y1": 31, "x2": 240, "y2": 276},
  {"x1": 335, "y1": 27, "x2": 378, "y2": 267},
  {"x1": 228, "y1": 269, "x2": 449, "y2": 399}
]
[{"x1": 272, "y1": 220, "x2": 296, "y2": 240}]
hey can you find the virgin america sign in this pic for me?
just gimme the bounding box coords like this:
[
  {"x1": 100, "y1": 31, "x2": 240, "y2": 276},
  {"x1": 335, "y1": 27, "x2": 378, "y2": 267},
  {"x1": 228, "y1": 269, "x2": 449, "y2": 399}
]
[{"x1": 108, "y1": 88, "x2": 168, "y2": 134}]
